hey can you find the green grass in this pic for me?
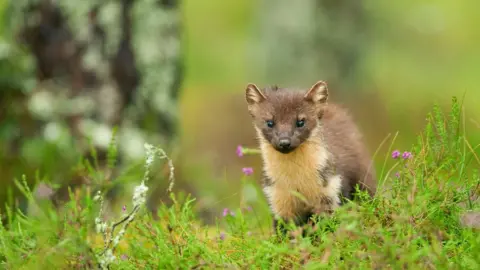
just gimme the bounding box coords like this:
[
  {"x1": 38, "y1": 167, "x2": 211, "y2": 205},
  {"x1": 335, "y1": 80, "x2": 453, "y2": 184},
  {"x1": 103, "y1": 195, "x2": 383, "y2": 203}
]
[{"x1": 0, "y1": 97, "x2": 479, "y2": 269}]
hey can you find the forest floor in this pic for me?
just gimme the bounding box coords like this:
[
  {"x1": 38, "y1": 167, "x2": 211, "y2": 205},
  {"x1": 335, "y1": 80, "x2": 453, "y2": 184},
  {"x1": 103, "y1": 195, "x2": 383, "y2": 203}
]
[{"x1": 0, "y1": 98, "x2": 479, "y2": 270}]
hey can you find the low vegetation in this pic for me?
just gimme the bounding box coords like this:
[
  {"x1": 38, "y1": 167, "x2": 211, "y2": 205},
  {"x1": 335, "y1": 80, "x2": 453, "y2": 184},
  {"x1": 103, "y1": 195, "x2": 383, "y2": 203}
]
[{"x1": 0, "y1": 97, "x2": 479, "y2": 269}]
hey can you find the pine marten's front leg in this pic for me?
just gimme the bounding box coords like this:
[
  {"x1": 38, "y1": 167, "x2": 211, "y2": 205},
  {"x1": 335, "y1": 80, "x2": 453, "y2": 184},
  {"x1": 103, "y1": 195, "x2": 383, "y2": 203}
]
[{"x1": 272, "y1": 212, "x2": 316, "y2": 239}]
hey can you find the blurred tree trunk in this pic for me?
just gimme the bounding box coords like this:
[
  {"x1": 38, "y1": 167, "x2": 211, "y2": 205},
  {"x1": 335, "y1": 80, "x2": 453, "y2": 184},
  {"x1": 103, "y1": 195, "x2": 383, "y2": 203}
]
[
  {"x1": 258, "y1": 0, "x2": 368, "y2": 95},
  {"x1": 8, "y1": 0, "x2": 184, "y2": 215},
  {"x1": 312, "y1": 0, "x2": 368, "y2": 94}
]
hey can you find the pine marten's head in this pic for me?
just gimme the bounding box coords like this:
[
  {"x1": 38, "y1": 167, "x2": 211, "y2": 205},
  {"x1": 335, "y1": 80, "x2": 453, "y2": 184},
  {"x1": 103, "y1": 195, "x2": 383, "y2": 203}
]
[{"x1": 245, "y1": 81, "x2": 329, "y2": 154}]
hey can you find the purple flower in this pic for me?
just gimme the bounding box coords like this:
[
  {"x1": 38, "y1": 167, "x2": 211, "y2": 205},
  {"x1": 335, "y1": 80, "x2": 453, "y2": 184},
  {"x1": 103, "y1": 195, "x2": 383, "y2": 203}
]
[
  {"x1": 222, "y1": 208, "x2": 236, "y2": 217},
  {"x1": 402, "y1": 151, "x2": 412, "y2": 159},
  {"x1": 242, "y1": 167, "x2": 254, "y2": 176},
  {"x1": 392, "y1": 150, "x2": 400, "y2": 159},
  {"x1": 35, "y1": 183, "x2": 54, "y2": 199},
  {"x1": 395, "y1": 172, "x2": 400, "y2": 178},
  {"x1": 236, "y1": 145, "x2": 244, "y2": 157},
  {"x1": 122, "y1": 205, "x2": 126, "y2": 212},
  {"x1": 219, "y1": 232, "x2": 226, "y2": 241},
  {"x1": 121, "y1": 254, "x2": 128, "y2": 261}
]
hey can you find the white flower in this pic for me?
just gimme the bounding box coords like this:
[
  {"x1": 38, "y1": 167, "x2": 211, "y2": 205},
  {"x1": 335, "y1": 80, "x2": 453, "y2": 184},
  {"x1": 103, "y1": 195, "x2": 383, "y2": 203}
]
[
  {"x1": 93, "y1": 191, "x2": 102, "y2": 201},
  {"x1": 95, "y1": 222, "x2": 107, "y2": 234},
  {"x1": 104, "y1": 249, "x2": 116, "y2": 264},
  {"x1": 95, "y1": 217, "x2": 107, "y2": 233},
  {"x1": 113, "y1": 235, "x2": 120, "y2": 246},
  {"x1": 144, "y1": 143, "x2": 156, "y2": 167},
  {"x1": 132, "y1": 182, "x2": 149, "y2": 207}
]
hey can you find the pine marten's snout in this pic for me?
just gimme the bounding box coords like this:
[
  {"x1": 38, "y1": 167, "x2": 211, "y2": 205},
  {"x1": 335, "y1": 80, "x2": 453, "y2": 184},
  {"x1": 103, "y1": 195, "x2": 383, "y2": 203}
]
[
  {"x1": 276, "y1": 137, "x2": 294, "y2": 153},
  {"x1": 272, "y1": 129, "x2": 302, "y2": 154}
]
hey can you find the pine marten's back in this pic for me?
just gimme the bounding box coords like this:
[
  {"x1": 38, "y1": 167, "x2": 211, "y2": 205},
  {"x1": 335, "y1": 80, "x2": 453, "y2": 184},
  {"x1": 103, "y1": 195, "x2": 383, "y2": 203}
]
[{"x1": 321, "y1": 103, "x2": 377, "y2": 198}]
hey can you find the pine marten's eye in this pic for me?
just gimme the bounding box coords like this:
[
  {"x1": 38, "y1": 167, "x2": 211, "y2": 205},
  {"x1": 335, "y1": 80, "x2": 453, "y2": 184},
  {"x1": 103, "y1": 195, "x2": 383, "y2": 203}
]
[
  {"x1": 266, "y1": 120, "x2": 275, "y2": 128},
  {"x1": 296, "y1": 119, "x2": 305, "y2": 128}
]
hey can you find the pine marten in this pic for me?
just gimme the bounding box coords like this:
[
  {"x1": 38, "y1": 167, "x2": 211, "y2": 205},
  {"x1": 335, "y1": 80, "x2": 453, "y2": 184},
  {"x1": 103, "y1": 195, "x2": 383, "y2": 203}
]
[{"x1": 245, "y1": 81, "x2": 377, "y2": 234}]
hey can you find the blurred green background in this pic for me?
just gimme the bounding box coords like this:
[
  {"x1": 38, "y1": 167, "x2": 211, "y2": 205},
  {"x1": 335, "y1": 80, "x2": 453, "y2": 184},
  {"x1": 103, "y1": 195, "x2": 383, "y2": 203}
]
[{"x1": 0, "y1": 0, "x2": 479, "y2": 224}]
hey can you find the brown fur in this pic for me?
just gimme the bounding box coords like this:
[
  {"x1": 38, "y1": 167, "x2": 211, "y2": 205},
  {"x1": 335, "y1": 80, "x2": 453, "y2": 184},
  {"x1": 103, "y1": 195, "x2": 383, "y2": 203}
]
[{"x1": 245, "y1": 81, "x2": 377, "y2": 231}]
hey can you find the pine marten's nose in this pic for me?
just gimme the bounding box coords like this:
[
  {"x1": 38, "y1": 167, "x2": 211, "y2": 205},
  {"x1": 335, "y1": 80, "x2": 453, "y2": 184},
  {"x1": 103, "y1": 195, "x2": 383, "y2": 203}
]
[{"x1": 278, "y1": 138, "x2": 291, "y2": 149}]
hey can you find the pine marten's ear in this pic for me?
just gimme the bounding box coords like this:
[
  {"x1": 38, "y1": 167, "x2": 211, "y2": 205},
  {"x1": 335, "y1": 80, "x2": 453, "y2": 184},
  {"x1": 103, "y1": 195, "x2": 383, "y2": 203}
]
[
  {"x1": 304, "y1": 81, "x2": 328, "y2": 104},
  {"x1": 245, "y1": 83, "x2": 266, "y2": 105}
]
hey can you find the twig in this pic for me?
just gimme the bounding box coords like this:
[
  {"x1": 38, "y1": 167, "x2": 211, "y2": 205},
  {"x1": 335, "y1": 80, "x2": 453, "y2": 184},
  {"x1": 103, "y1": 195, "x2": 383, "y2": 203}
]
[{"x1": 94, "y1": 143, "x2": 175, "y2": 269}]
